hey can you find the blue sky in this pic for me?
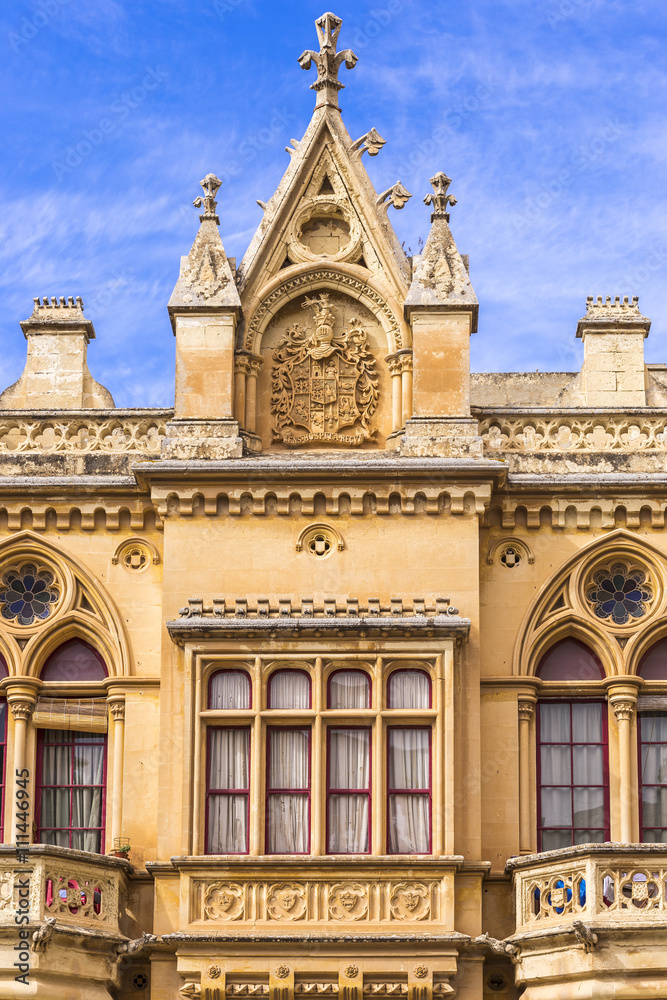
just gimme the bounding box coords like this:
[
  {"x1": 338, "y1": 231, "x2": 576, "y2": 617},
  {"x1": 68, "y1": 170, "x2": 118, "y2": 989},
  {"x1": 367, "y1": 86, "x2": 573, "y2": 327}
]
[{"x1": 1, "y1": 0, "x2": 666, "y2": 406}]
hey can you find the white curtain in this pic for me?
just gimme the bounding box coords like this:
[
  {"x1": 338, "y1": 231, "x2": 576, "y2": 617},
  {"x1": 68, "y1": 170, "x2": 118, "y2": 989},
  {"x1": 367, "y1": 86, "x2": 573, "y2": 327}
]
[
  {"x1": 209, "y1": 671, "x2": 250, "y2": 710},
  {"x1": 540, "y1": 703, "x2": 605, "y2": 851},
  {"x1": 329, "y1": 671, "x2": 369, "y2": 709},
  {"x1": 328, "y1": 729, "x2": 369, "y2": 852},
  {"x1": 640, "y1": 712, "x2": 667, "y2": 839},
  {"x1": 269, "y1": 670, "x2": 310, "y2": 709},
  {"x1": 388, "y1": 729, "x2": 430, "y2": 853},
  {"x1": 388, "y1": 670, "x2": 430, "y2": 709},
  {"x1": 39, "y1": 731, "x2": 105, "y2": 853},
  {"x1": 207, "y1": 728, "x2": 250, "y2": 853},
  {"x1": 267, "y1": 729, "x2": 309, "y2": 852}
]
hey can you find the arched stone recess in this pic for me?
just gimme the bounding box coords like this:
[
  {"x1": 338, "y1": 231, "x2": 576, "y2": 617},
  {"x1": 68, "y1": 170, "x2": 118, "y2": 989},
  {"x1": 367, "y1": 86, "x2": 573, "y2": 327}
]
[
  {"x1": 513, "y1": 529, "x2": 667, "y2": 678},
  {"x1": 237, "y1": 264, "x2": 410, "y2": 450},
  {"x1": 0, "y1": 531, "x2": 130, "y2": 678}
]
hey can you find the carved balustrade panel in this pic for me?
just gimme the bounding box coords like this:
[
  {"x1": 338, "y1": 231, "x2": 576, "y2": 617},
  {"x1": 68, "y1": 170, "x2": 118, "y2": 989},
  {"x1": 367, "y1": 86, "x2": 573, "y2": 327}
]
[
  {"x1": 0, "y1": 413, "x2": 169, "y2": 454},
  {"x1": 189, "y1": 870, "x2": 453, "y2": 930},
  {"x1": 478, "y1": 414, "x2": 667, "y2": 454}
]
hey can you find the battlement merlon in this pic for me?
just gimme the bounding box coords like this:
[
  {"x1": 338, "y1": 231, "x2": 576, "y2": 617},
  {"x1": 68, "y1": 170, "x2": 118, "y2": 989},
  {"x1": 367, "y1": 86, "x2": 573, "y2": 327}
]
[
  {"x1": 20, "y1": 295, "x2": 96, "y2": 343},
  {"x1": 576, "y1": 295, "x2": 651, "y2": 338}
]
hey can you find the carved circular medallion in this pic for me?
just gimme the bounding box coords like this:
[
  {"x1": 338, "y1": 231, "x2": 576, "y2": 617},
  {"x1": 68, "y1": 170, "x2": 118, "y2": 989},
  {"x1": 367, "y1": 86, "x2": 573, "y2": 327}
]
[
  {"x1": 500, "y1": 546, "x2": 521, "y2": 569},
  {"x1": 414, "y1": 967, "x2": 428, "y2": 979},
  {"x1": 0, "y1": 561, "x2": 60, "y2": 626},
  {"x1": 584, "y1": 560, "x2": 654, "y2": 627},
  {"x1": 288, "y1": 197, "x2": 362, "y2": 265},
  {"x1": 275, "y1": 966, "x2": 290, "y2": 979},
  {"x1": 132, "y1": 972, "x2": 149, "y2": 990},
  {"x1": 296, "y1": 523, "x2": 344, "y2": 558},
  {"x1": 208, "y1": 966, "x2": 222, "y2": 980},
  {"x1": 344, "y1": 966, "x2": 359, "y2": 979},
  {"x1": 487, "y1": 974, "x2": 507, "y2": 992}
]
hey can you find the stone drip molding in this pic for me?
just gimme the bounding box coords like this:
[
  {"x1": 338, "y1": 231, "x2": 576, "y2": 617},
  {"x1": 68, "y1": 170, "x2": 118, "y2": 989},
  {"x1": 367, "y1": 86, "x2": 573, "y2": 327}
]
[
  {"x1": 178, "y1": 595, "x2": 459, "y2": 619},
  {"x1": 151, "y1": 483, "x2": 491, "y2": 518},
  {"x1": 478, "y1": 412, "x2": 667, "y2": 453},
  {"x1": 0, "y1": 410, "x2": 171, "y2": 455}
]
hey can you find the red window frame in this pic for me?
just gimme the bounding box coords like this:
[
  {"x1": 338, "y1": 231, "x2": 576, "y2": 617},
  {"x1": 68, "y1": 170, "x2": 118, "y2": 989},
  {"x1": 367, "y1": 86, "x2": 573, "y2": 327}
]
[
  {"x1": 326, "y1": 725, "x2": 371, "y2": 854},
  {"x1": 207, "y1": 669, "x2": 252, "y2": 710},
  {"x1": 386, "y1": 725, "x2": 432, "y2": 855},
  {"x1": 638, "y1": 712, "x2": 667, "y2": 842},
  {"x1": 205, "y1": 725, "x2": 251, "y2": 855},
  {"x1": 387, "y1": 669, "x2": 432, "y2": 709},
  {"x1": 537, "y1": 700, "x2": 609, "y2": 851},
  {"x1": 0, "y1": 700, "x2": 6, "y2": 843},
  {"x1": 35, "y1": 729, "x2": 107, "y2": 853},
  {"x1": 268, "y1": 669, "x2": 312, "y2": 709},
  {"x1": 327, "y1": 669, "x2": 372, "y2": 709},
  {"x1": 266, "y1": 726, "x2": 311, "y2": 854}
]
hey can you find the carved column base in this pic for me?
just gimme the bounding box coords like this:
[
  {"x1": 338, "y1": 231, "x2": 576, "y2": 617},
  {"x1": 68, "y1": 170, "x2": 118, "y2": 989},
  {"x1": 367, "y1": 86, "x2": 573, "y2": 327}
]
[
  {"x1": 397, "y1": 417, "x2": 483, "y2": 458},
  {"x1": 161, "y1": 420, "x2": 243, "y2": 460},
  {"x1": 241, "y1": 430, "x2": 263, "y2": 454}
]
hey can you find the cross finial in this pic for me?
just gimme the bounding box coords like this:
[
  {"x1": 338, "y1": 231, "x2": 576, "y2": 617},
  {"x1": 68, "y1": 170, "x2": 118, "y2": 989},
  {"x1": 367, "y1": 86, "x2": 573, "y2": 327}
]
[
  {"x1": 193, "y1": 173, "x2": 222, "y2": 224},
  {"x1": 298, "y1": 12, "x2": 358, "y2": 110},
  {"x1": 424, "y1": 172, "x2": 457, "y2": 223}
]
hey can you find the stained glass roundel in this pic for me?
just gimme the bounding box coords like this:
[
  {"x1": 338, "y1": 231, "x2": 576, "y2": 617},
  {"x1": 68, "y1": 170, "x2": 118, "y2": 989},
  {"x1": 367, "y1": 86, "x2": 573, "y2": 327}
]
[
  {"x1": 585, "y1": 562, "x2": 652, "y2": 626},
  {"x1": 0, "y1": 563, "x2": 60, "y2": 626}
]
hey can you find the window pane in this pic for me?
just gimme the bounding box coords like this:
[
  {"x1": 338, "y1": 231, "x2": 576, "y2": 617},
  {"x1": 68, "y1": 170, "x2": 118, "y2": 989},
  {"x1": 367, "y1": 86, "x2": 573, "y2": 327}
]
[
  {"x1": 644, "y1": 828, "x2": 667, "y2": 843},
  {"x1": 329, "y1": 671, "x2": 369, "y2": 709},
  {"x1": 209, "y1": 730, "x2": 249, "y2": 790},
  {"x1": 42, "y1": 744, "x2": 71, "y2": 784},
  {"x1": 540, "y1": 703, "x2": 571, "y2": 743},
  {"x1": 642, "y1": 786, "x2": 667, "y2": 828},
  {"x1": 269, "y1": 671, "x2": 310, "y2": 709},
  {"x1": 207, "y1": 794, "x2": 248, "y2": 853},
  {"x1": 389, "y1": 729, "x2": 429, "y2": 789},
  {"x1": 41, "y1": 640, "x2": 107, "y2": 682},
  {"x1": 267, "y1": 794, "x2": 309, "y2": 853},
  {"x1": 209, "y1": 671, "x2": 250, "y2": 710},
  {"x1": 268, "y1": 730, "x2": 309, "y2": 789},
  {"x1": 388, "y1": 794, "x2": 430, "y2": 853},
  {"x1": 329, "y1": 730, "x2": 369, "y2": 789},
  {"x1": 641, "y1": 713, "x2": 667, "y2": 744},
  {"x1": 71, "y1": 829, "x2": 102, "y2": 853},
  {"x1": 572, "y1": 703, "x2": 602, "y2": 743},
  {"x1": 572, "y1": 745, "x2": 603, "y2": 785},
  {"x1": 541, "y1": 787, "x2": 572, "y2": 827},
  {"x1": 328, "y1": 794, "x2": 369, "y2": 853},
  {"x1": 540, "y1": 745, "x2": 571, "y2": 784},
  {"x1": 573, "y1": 787, "x2": 604, "y2": 828},
  {"x1": 541, "y1": 829, "x2": 572, "y2": 851},
  {"x1": 573, "y1": 829, "x2": 605, "y2": 845},
  {"x1": 388, "y1": 670, "x2": 430, "y2": 709},
  {"x1": 537, "y1": 641, "x2": 603, "y2": 681},
  {"x1": 40, "y1": 788, "x2": 70, "y2": 831},
  {"x1": 37, "y1": 730, "x2": 106, "y2": 852},
  {"x1": 72, "y1": 744, "x2": 104, "y2": 786}
]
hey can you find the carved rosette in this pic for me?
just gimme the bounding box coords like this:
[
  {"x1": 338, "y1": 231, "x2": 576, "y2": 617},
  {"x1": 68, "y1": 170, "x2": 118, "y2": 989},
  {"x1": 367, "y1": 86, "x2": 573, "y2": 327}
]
[
  {"x1": 271, "y1": 294, "x2": 378, "y2": 446},
  {"x1": 328, "y1": 881, "x2": 369, "y2": 920},
  {"x1": 389, "y1": 882, "x2": 431, "y2": 921},
  {"x1": 266, "y1": 882, "x2": 307, "y2": 921},
  {"x1": 203, "y1": 881, "x2": 245, "y2": 921}
]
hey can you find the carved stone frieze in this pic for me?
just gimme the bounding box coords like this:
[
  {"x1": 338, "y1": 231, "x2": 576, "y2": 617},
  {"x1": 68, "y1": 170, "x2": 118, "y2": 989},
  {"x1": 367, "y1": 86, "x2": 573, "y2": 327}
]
[
  {"x1": 267, "y1": 882, "x2": 308, "y2": 921},
  {"x1": 479, "y1": 414, "x2": 667, "y2": 453},
  {"x1": 389, "y1": 882, "x2": 431, "y2": 921},
  {"x1": 226, "y1": 987, "x2": 269, "y2": 997},
  {"x1": 271, "y1": 294, "x2": 378, "y2": 446},
  {"x1": 0, "y1": 414, "x2": 167, "y2": 454},
  {"x1": 203, "y1": 881, "x2": 245, "y2": 921},
  {"x1": 328, "y1": 881, "x2": 369, "y2": 920}
]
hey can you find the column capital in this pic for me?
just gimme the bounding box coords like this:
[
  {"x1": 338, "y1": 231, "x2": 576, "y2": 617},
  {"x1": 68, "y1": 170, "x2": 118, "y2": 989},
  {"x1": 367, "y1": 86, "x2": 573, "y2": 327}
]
[
  {"x1": 107, "y1": 696, "x2": 126, "y2": 723},
  {"x1": 611, "y1": 698, "x2": 636, "y2": 723},
  {"x1": 6, "y1": 679, "x2": 40, "y2": 719},
  {"x1": 9, "y1": 699, "x2": 34, "y2": 722},
  {"x1": 234, "y1": 354, "x2": 252, "y2": 377},
  {"x1": 518, "y1": 699, "x2": 535, "y2": 723},
  {"x1": 246, "y1": 353, "x2": 263, "y2": 377}
]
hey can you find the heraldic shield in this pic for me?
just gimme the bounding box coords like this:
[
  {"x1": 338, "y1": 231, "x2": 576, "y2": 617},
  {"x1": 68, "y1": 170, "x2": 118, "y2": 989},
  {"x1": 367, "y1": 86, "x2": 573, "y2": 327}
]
[{"x1": 271, "y1": 294, "x2": 379, "y2": 446}]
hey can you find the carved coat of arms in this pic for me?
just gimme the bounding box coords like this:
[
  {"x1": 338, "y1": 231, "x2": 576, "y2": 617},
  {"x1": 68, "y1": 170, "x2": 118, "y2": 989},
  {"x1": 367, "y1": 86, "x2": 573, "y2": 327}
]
[{"x1": 271, "y1": 294, "x2": 378, "y2": 445}]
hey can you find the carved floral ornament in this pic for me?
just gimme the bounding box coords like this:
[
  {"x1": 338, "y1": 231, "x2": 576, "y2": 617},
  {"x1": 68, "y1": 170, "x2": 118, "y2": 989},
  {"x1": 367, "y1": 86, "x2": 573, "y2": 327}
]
[{"x1": 271, "y1": 293, "x2": 379, "y2": 446}]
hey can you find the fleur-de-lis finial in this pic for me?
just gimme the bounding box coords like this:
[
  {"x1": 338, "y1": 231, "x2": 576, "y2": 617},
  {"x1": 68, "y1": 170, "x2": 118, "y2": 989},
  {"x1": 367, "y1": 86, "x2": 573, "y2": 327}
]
[
  {"x1": 193, "y1": 173, "x2": 222, "y2": 224},
  {"x1": 424, "y1": 172, "x2": 457, "y2": 222},
  {"x1": 298, "y1": 12, "x2": 358, "y2": 109}
]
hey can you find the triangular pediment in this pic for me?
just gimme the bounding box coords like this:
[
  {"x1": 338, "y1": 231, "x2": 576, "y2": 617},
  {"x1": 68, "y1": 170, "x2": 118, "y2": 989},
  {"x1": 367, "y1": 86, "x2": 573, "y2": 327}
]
[{"x1": 237, "y1": 109, "x2": 411, "y2": 309}]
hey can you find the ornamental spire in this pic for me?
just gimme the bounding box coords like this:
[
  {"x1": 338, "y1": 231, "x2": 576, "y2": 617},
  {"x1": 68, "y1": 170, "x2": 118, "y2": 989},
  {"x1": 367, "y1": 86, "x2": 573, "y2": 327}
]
[
  {"x1": 298, "y1": 12, "x2": 358, "y2": 110},
  {"x1": 424, "y1": 172, "x2": 457, "y2": 222},
  {"x1": 193, "y1": 173, "x2": 222, "y2": 225}
]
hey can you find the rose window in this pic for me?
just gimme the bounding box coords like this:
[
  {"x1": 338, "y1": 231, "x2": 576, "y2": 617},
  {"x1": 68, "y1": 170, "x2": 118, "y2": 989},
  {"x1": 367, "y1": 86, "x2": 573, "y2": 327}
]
[
  {"x1": 0, "y1": 563, "x2": 60, "y2": 626},
  {"x1": 585, "y1": 563, "x2": 652, "y2": 626}
]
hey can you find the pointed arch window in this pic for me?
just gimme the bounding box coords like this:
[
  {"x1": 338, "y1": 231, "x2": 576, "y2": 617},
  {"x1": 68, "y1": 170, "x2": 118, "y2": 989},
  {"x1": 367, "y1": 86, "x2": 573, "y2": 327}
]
[
  {"x1": 536, "y1": 641, "x2": 609, "y2": 851},
  {"x1": 41, "y1": 640, "x2": 107, "y2": 682}
]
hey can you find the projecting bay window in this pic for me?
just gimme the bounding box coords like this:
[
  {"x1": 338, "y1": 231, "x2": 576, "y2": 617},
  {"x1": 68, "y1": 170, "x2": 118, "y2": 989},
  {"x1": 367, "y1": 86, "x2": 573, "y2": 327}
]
[
  {"x1": 201, "y1": 656, "x2": 445, "y2": 857},
  {"x1": 36, "y1": 730, "x2": 107, "y2": 853}
]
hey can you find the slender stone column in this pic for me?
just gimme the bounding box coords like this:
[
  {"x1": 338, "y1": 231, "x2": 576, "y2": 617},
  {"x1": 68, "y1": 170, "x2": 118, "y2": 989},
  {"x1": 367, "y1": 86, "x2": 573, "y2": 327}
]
[
  {"x1": 610, "y1": 692, "x2": 637, "y2": 843},
  {"x1": 108, "y1": 696, "x2": 126, "y2": 848},
  {"x1": 234, "y1": 354, "x2": 250, "y2": 427},
  {"x1": 518, "y1": 698, "x2": 536, "y2": 854},
  {"x1": 245, "y1": 354, "x2": 263, "y2": 433},
  {"x1": 399, "y1": 351, "x2": 413, "y2": 426},
  {"x1": 7, "y1": 686, "x2": 37, "y2": 845},
  {"x1": 386, "y1": 354, "x2": 403, "y2": 431}
]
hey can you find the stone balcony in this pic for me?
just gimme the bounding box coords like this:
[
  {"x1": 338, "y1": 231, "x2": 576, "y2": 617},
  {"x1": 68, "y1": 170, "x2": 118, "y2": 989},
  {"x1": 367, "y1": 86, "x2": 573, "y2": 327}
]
[
  {"x1": 0, "y1": 845, "x2": 134, "y2": 999},
  {"x1": 506, "y1": 844, "x2": 667, "y2": 999}
]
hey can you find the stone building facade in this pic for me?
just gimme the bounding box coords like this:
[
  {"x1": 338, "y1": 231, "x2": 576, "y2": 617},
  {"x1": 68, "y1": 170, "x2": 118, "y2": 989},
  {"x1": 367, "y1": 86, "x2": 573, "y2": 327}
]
[{"x1": 0, "y1": 12, "x2": 666, "y2": 999}]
